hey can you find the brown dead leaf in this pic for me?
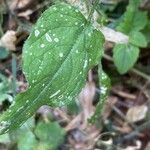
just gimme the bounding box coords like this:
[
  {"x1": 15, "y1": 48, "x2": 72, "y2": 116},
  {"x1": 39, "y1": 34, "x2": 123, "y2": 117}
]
[
  {"x1": 65, "y1": 81, "x2": 96, "y2": 131},
  {"x1": 0, "y1": 30, "x2": 17, "y2": 51},
  {"x1": 17, "y1": 0, "x2": 32, "y2": 9},
  {"x1": 126, "y1": 105, "x2": 148, "y2": 123},
  {"x1": 114, "y1": 123, "x2": 132, "y2": 134},
  {"x1": 65, "y1": 113, "x2": 82, "y2": 131},
  {"x1": 8, "y1": 0, "x2": 33, "y2": 11},
  {"x1": 79, "y1": 82, "x2": 96, "y2": 128},
  {"x1": 103, "y1": 96, "x2": 118, "y2": 119}
]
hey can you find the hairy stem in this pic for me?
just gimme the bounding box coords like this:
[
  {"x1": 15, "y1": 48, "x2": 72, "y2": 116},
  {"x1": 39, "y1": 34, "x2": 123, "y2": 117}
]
[{"x1": 88, "y1": 0, "x2": 100, "y2": 21}]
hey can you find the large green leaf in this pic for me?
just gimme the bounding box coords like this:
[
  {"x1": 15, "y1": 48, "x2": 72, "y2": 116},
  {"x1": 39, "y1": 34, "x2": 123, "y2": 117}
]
[
  {"x1": 113, "y1": 44, "x2": 139, "y2": 74},
  {"x1": 0, "y1": 3, "x2": 104, "y2": 134}
]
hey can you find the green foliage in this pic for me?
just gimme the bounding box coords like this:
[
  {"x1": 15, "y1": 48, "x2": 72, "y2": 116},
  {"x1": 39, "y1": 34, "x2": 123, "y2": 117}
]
[
  {"x1": 89, "y1": 64, "x2": 110, "y2": 123},
  {"x1": 18, "y1": 130, "x2": 38, "y2": 150},
  {"x1": 0, "y1": 73, "x2": 13, "y2": 104},
  {"x1": 129, "y1": 31, "x2": 147, "y2": 47},
  {"x1": 116, "y1": 0, "x2": 148, "y2": 34},
  {"x1": 35, "y1": 122, "x2": 65, "y2": 149},
  {"x1": 0, "y1": 3, "x2": 104, "y2": 134},
  {"x1": 113, "y1": 44, "x2": 139, "y2": 74},
  {"x1": 142, "y1": 20, "x2": 150, "y2": 45},
  {"x1": 0, "y1": 47, "x2": 9, "y2": 59},
  {"x1": 113, "y1": 0, "x2": 148, "y2": 74},
  {"x1": 18, "y1": 121, "x2": 65, "y2": 150}
]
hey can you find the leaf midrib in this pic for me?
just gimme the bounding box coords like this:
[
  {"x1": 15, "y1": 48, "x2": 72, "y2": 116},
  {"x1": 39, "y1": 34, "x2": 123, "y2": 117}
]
[
  {"x1": 25, "y1": 26, "x2": 85, "y2": 86},
  {"x1": 9, "y1": 26, "x2": 88, "y2": 126}
]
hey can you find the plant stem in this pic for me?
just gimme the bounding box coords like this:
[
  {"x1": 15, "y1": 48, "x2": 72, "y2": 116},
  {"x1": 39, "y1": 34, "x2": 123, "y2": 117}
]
[
  {"x1": 88, "y1": 0, "x2": 100, "y2": 21},
  {"x1": 131, "y1": 68, "x2": 150, "y2": 82},
  {"x1": 12, "y1": 54, "x2": 17, "y2": 96},
  {"x1": 122, "y1": 120, "x2": 150, "y2": 140}
]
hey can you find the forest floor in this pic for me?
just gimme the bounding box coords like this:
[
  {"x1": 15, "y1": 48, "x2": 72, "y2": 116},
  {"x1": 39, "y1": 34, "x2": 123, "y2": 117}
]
[{"x1": 0, "y1": 0, "x2": 150, "y2": 150}]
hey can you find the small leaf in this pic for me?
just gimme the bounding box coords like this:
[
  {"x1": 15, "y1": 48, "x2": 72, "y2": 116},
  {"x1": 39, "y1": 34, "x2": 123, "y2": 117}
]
[
  {"x1": 0, "y1": 3, "x2": 104, "y2": 134},
  {"x1": 0, "y1": 73, "x2": 10, "y2": 93},
  {"x1": 129, "y1": 31, "x2": 147, "y2": 47},
  {"x1": 9, "y1": 117, "x2": 35, "y2": 142},
  {"x1": 35, "y1": 122, "x2": 65, "y2": 149},
  {"x1": 132, "y1": 11, "x2": 148, "y2": 31},
  {"x1": 142, "y1": 20, "x2": 150, "y2": 44},
  {"x1": 18, "y1": 130, "x2": 38, "y2": 150},
  {"x1": 0, "y1": 46, "x2": 9, "y2": 59},
  {"x1": 113, "y1": 44, "x2": 139, "y2": 74},
  {"x1": 116, "y1": 0, "x2": 148, "y2": 34}
]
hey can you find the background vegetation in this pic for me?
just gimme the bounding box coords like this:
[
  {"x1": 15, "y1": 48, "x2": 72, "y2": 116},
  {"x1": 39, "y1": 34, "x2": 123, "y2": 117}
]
[{"x1": 0, "y1": 0, "x2": 150, "y2": 149}]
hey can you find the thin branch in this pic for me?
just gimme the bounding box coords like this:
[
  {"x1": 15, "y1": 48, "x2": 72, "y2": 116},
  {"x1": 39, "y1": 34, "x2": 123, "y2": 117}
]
[
  {"x1": 122, "y1": 121, "x2": 150, "y2": 140},
  {"x1": 88, "y1": 0, "x2": 100, "y2": 21},
  {"x1": 131, "y1": 68, "x2": 150, "y2": 82}
]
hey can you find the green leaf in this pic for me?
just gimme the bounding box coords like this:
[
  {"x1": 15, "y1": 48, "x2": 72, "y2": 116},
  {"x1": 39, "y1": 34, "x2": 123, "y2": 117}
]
[
  {"x1": 0, "y1": 73, "x2": 9, "y2": 94},
  {"x1": 0, "y1": 3, "x2": 104, "y2": 134},
  {"x1": 18, "y1": 131, "x2": 50, "y2": 150},
  {"x1": 113, "y1": 44, "x2": 139, "y2": 74},
  {"x1": 129, "y1": 31, "x2": 147, "y2": 47},
  {"x1": 89, "y1": 64, "x2": 110, "y2": 123},
  {"x1": 0, "y1": 47, "x2": 9, "y2": 59},
  {"x1": 142, "y1": 20, "x2": 150, "y2": 45},
  {"x1": 18, "y1": 130, "x2": 38, "y2": 150},
  {"x1": 35, "y1": 122, "x2": 65, "y2": 149},
  {"x1": 0, "y1": 133, "x2": 10, "y2": 143},
  {"x1": 9, "y1": 117, "x2": 35, "y2": 143},
  {"x1": 0, "y1": 73, "x2": 13, "y2": 104},
  {"x1": 116, "y1": 0, "x2": 148, "y2": 34},
  {"x1": 132, "y1": 11, "x2": 148, "y2": 31}
]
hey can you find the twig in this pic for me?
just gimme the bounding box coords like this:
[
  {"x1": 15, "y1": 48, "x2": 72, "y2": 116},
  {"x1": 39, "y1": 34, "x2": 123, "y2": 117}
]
[
  {"x1": 131, "y1": 68, "x2": 150, "y2": 82},
  {"x1": 122, "y1": 120, "x2": 150, "y2": 140},
  {"x1": 12, "y1": 54, "x2": 17, "y2": 96},
  {"x1": 111, "y1": 88, "x2": 136, "y2": 100},
  {"x1": 112, "y1": 106, "x2": 137, "y2": 130}
]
